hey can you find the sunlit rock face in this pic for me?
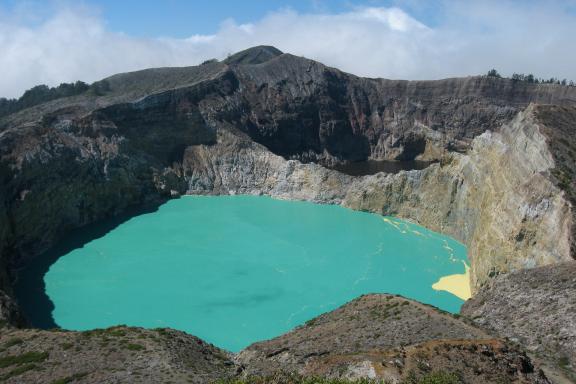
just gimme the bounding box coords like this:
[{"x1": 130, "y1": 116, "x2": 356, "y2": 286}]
[
  {"x1": 0, "y1": 45, "x2": 575, "y2": 322},
  {"x1": 184, "y1": 107, "x2": 573, "y2": 291}
]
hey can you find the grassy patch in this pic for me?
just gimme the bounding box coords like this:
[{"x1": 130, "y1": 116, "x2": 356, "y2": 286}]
[
  {"x1": 50, "y1": 371, "x2": 89, "y2": 384},
  {"x1": 411, "y1": 372, "x2": 461, "y2": 384},
  {"x1": 155, "y1": 328, "x2": 170, "y2": 337},
  {"x1": 214, "y1": 371, "x2": 462, "y2": 384},
  {"x1": 125, "y1": 343, "x2": 145, "y2": 351},
  {"x1": 0, "y1": 351, "x2": 48, "y2": 368},
  {"x1": 1, "y1": 363, "x2": 38, "y2": 380},
  {"x1": 4, "y1": 338, "x2": 23, "y2": 348},
  {"x1": 305, "y1": 318, "x2": 318, "y2": 327},
  {"x1": 558, "y1": 356, "x2": 571, "y2": 369}
]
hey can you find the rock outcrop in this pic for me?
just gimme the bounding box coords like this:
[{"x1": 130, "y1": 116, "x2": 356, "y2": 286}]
[
  {"x1": 0, "y1": 326, "x2": 236, "y2": 383},
  {"x1": 184, "y1": 106, "x2": 573, "y2": 290},
  {"x1": 237, "y1": 294, "x2": 548, "y2": 384},
  {"x1": 462, "y1": 262, "x2": 576, "y2": 382},
  {"x1": 0, "y1": 295, "x2": 551, "y2": 384},
  {"x1": 0, "y1": 45, "x2": 574, "y2": 383}
]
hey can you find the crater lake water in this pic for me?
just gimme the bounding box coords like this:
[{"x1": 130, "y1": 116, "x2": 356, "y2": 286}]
[{"x1": 17, "y1": 196, "x2": 468, "y2": 352}]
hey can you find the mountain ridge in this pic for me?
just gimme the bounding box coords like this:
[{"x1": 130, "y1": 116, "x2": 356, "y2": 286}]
[{"x1": 0, "y1": 45, "x2": 574, "y2": 383}]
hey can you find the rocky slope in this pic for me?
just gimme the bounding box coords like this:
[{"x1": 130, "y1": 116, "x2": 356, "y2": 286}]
[
  {"x1": 0, "y1": 45, "x2": 574, "y2": 382},
  {"x1": 0, "y1": 295, "x2": 551, "y2": 384},
  {"x1": 237, "y1": 295, "x2": 551, "y2": 384},
  {"x1": 462, "y1": 262, "x2": 576, "y2": 382},
  {"x1": 0, "y1": 325, "x2": 236, "y2": 383}
]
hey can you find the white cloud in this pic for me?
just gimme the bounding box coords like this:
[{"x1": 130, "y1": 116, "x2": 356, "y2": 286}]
[{"x1": 0, "y1": 2, "x2": 575, "y2": 98}]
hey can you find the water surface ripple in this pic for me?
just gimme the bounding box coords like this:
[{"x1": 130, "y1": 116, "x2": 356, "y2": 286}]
[{"x1": 20, "y1": 196, "x2": 468, "y2": 352}]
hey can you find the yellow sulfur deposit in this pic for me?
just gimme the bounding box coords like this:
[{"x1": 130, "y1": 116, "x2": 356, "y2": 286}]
[{"x1": 432, "y1": 262, "x2": 472, "y2": 301}]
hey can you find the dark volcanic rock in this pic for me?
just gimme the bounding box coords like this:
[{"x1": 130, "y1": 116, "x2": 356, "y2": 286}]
[
  {"x1": 237, "y1": 294, "x2": 549, "y2": 383},
  {"x1": 535, "y1": 105, "x2": 576, "y2": 258},
  {"x1": 462, "y1": 262, "x2": 576, "y2": 382},
  {"x1": 0, "y1": 46, "x2": 574, "y2": 383},
  {"x1": 224, "y1": 56, "x2": 576, "y2": 163},
  {"x1": 224, "y1": 45, "x2": 284, "y2": 65}
]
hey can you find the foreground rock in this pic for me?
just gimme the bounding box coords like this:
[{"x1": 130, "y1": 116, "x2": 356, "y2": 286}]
[
  {"x1": 0, "y1": 295, "x2": 551, "y2": 384},
  {"x1": 237, "y1": 294, "x2": 549, "y2": 383},
  {"x1": 0, "y1": 326, "x2": 235, "y2": 383},
  {"x1": 462, "y1": 262, "x2": 576, "y2": 382}
]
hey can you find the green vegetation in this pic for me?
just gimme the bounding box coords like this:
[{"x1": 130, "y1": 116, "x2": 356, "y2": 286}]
[
  {"x1": 486, "y1": 69, "x2": 575, "y2": 86},
  {"x1": 201, "y1": 58, "x2": 219, "y2": 65},
  {"x1": 81, "y1": 326, "x2": 127, "y2": 338},
  {"x1": 0, "y1": 81, "x2": 89, "y2": 118},
  {"x1": 0, "y1": 363, "x2": 38, "y2": 380},
  {"x1": 552, "y1": 168, "x2": 573, "y2": 193},
  {"x1": 87, "y1": 79, "x2": 111, "y2": 96},
  {"x1": 155, "y1": 328, "x2": 171, "y2": 337},
  {"x1": 50, "y1": 372, "x2": 89, "y2": 384},
  {"x1": 3, "y1": 337, "x2": 23, "y2": 348},
  {"x1": 558, "y1": 356, "x2": 571, "y2": 369},
  {"x1": 214, "y1": 372, "x2": 462, "y2": 384},
  {"x1": 408, "y1": 372, "x2": 460, "y2": 384},
  {"x1": 125, "y1": 343, "x2": 145, "y2": 351},
  {"x1": 486, "y1": 69, "x2": 501, "y2": 78},
  {"x1": 0, "y1": 351, "x2": 48, "y2": 368},
  {"x1": 304, "y1": 318, "x2": 318, "y2": 327}
]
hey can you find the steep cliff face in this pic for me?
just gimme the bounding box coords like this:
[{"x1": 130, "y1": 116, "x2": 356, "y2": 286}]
[
  {"x1": 345, "y1": 106, "x2": 573, "y2": 288},
  {"x1": 462, "y1": 262, "x2": 576, "y2": 381},
  {"x1": 216, "y1": 53, "x2": 576, "y2": 165},
  {"x1": 535, "y1": 105, "x2": 576, "y2": 258},
  {"x1": 0, "y1": 45, "x2": 573, "y2": 330},
  {"x1": 183, "y1": 106, "x2": 573, "y2": 290}
]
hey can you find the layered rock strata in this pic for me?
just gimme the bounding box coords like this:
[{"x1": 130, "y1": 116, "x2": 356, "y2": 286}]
[
  {"x1": 0, "y1": 45, "x2": 574, "y2": 382},
  {"x1": 462, "y1": 262, "x2": 576, "y2": 381},
  {"x1": 184, "y1": 106, "x2": 573, "y2": 290}
]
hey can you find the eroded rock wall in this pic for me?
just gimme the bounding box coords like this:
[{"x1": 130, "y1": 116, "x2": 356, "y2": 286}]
[
  {"x1": 224, "y1": 55, "x2": 576, "y2": 164},
  {"x1": 462, "y1": 262, "x2": 576, "y2": 381},
  {"x1": 0, "y1": 48, "x2": 573, "y2": 322},
  {"x1": 183, "y1": 106, "x2": 573, "y2": 291}
]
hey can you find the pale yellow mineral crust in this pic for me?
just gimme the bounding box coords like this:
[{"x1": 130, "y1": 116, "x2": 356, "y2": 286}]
[{"x1": 432, "y1": 262, "x2": 472, "y2": 300}]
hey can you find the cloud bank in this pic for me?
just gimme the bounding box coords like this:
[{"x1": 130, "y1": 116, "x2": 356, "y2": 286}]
[{"x1": 1, "y1": 1, "x2": 575, "y2": 98}]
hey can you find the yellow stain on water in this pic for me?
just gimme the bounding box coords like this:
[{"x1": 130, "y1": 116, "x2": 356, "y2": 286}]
[
  {"x1": 432, "y1": 261, "x2": 472, "y2": 301},
  {"x1": 382, "y1": 217, "x2": 409, "y2": 233},
  {"x1": 381, "y1": 216, "x2": 471, "y2": 300}
]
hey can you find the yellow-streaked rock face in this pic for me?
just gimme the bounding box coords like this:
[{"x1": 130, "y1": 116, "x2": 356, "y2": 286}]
[
  {"x1": 343, "y1": 106, "x2": 573, "y2": 292},
  {"x1": 185, "y1": 106, "x2": 573, "y2": 294}
]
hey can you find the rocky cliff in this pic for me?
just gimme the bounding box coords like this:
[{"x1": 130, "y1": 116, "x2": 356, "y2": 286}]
[
  {"x1": 0, "y1": 45, "x2": 574, "y2": 382},
  {"x1": 184, "y1": 105, "x2": 573, "y2": 290},
  {"x1": 462, "y1": 262, "x2": 576, "y2": 382}
]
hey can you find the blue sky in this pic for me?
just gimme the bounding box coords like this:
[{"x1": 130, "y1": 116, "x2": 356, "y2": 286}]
[
  {"x1": 93, "y1": 0, "x2": 447, "y2": 37},
  {"x1": 2, "y1": 0, "x2": 447, "y2": 37},
  {"x1": 0, "y1": 0, "x2": 575, "y2": 97}
]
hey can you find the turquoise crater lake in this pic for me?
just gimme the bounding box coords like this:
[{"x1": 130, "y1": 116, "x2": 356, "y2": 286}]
[{"x1": 19, "y1": 196, "x2": 468, "y2": 352}]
